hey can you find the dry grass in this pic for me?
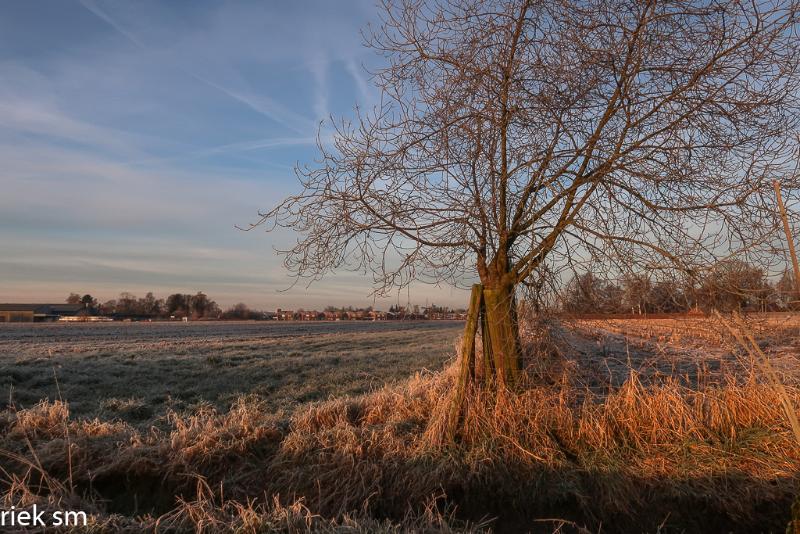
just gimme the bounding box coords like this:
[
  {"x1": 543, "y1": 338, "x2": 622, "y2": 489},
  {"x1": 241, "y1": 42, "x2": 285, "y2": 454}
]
[
  {"x1": 577, "y1": 313, "x2": 800, "y2": 348},
  {"x1": 1, "y1": 318, "x2": 799, "y2": 532}
]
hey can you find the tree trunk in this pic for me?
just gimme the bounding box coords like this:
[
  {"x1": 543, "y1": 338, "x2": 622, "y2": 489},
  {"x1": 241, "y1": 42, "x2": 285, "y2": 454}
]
[
  {"x1": 446, "y1": 284, "x2": 483, "y2": 440},
  {"x1": 441, "y1": 280, "x2": 522, "y2": 443},
  {"x1": 456, "y1": 279, "x2": 522, "y2": 388},
  {"x1": 481, "y1": 281, "x2": 522, "y2": 388}
]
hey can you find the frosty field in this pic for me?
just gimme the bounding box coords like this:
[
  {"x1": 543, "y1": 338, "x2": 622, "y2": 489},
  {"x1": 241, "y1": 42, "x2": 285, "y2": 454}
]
[{"x1": 0, "y1": 320, "x2": 463, "y2": 424}]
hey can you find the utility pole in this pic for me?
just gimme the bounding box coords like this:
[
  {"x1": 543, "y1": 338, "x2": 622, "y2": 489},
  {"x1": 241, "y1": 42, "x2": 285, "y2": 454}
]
[{"x1": 774, "y1": 180, "x2": 800, "y2": 297}]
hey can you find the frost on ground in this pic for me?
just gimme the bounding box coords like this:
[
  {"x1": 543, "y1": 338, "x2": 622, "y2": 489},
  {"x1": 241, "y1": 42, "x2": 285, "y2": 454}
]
[{"x1": 0, "y1": 321, "x2": 463, "y2": 424}]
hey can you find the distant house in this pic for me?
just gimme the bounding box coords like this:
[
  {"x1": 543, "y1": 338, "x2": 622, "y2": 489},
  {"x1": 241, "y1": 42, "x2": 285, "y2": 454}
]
[
  {"x1": 275, "y1": 309, "x2": 294, "y2": 321},
  {"x1": 369, "y1": 310, "x2": 387, "y2": 320},
  {"x1": 0, "y1": 303, "x2": 84, "y2": 322},
  {"x1": 297, "y1": 310, "x2": 323, "y2": 321}
]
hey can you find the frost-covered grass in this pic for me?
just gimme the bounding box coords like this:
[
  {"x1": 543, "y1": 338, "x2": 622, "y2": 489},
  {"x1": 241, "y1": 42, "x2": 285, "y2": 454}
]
[{"x1": 0, "y1": 321, "x2": 463, "y2": 425}]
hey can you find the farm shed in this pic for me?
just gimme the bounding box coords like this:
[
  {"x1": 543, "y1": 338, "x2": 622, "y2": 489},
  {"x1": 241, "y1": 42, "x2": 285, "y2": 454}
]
[{"x1": 0, "y1": 303, "x2": 84, "y2": 322}]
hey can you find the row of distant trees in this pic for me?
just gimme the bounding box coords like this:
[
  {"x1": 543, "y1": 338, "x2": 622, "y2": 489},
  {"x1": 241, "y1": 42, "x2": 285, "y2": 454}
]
[
  {"x1": 561, "y1": 261, "x2": 798, "y2": 315},
  {"x1": 66, "y1": 292, "x2": 263, "y2": 320},
  {"x1": 65, "y1": 260, "x2": 797, "y2": 321},
  {"x1": 63, "y1": 292, "x2": 467, "y2": 321}
]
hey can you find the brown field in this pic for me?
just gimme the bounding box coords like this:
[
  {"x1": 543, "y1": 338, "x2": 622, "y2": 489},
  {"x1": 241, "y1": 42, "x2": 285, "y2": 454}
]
[
  {"x1": 576, "y1": 312, "x2": 800, "y2": 347},
  {"x1": 2, "y1": 315, "x2": 800, "y2": 532},
  {"x1": 567, "y1": 314, "x2": 800, "y2": 389}
]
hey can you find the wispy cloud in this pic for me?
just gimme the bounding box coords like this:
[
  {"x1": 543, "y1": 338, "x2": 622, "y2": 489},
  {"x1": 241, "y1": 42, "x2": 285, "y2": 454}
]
[
  {"x1": 345, "y1": 58, "x2": 374, "y2": 107},
  {"x1": 119, "y1": 136, "x2": 318, "y2": 171},
  {"x1": 308, "y1": 56, "x2": 330, "y2": 122},
  {"x1": 79, "y1": 0, "x2": 146, "y2": 48},
  {"x1": 0, "y1": 2, "x2": 469, "y2": 308},
  {"x1": 78, "y1": 0, "x2": 317, "y2": 135},
  {"x1": 205, "y1": 136, "x2": 318, "y2": 154},
  {"x1": 186, "y1": 72, "x2": 316, "y2": 135}
]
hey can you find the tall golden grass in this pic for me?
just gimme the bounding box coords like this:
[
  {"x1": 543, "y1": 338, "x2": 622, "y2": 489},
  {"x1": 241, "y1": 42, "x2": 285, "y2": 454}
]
[{"x1": 2, "y1": 319, "x2": 799, "y2": 532}]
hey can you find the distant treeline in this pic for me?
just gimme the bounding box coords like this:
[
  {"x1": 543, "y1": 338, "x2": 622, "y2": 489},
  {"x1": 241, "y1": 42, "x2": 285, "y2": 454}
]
[
  {"x1": 65, "y1": 292, "x2": 264, "y2": 320},
  {"x1": 63, "y1": 293, "x2": 461, "y2": 321},
  {"x1": 65, "y1": 260, "x2": 797, "y2": 321},
  {"x1": 561, "y1": 260, "x2": 798, "y2": 314}
]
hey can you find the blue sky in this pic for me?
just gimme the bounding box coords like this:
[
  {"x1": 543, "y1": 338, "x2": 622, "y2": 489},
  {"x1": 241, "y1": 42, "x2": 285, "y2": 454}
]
[{"x1": 0, "y1": 0, "x2": 468, "y2": 309}]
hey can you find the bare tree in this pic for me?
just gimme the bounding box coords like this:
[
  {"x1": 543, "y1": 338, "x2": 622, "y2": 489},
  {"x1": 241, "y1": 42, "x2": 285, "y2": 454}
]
[
  {"x1": 621, "y1": 273, "x2": 652, "y2": 314},
  {"x1": 648, "y1": 279, "x2": 687, "y2": 313},
  {"x1": 776, "y1": 270, "x2": 799, "y2": 310},
  {"x1": 252, "y1": 0, "x2": 800, "y2": 388},
  {"x1": 563, "y1": 272, "x2": 623, "y2": 314},
  {"x1": 696, "y1": 259, "x2": 772, "y2": 312}
]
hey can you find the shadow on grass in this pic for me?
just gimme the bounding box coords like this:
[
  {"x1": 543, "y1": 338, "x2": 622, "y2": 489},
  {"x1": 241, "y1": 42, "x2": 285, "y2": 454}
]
[{"x1": 22, "y1": 448, "x2": 797, "y2": 533}]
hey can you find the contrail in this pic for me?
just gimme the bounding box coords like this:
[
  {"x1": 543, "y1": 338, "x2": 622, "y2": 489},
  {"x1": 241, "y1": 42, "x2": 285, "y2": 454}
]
[{"x1": 78, "y1": 0, "x2": 314, "y2": 135}]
